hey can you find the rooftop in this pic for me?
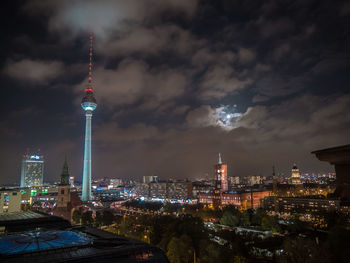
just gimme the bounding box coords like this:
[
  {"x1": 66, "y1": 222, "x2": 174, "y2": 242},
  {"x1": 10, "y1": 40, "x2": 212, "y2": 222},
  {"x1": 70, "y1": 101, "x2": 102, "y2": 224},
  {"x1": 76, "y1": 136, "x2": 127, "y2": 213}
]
[
  {"x1": 0, "y1": 212, "x2": 169, "y2": 263},
  {"x1": 0, "y1": 211, "x2": 45, "y2": 222}
]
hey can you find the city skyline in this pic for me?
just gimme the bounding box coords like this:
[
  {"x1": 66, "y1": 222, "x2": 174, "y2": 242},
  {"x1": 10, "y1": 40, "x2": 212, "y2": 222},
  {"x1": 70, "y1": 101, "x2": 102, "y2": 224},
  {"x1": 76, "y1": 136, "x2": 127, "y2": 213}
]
[{"x1": 1, "y1": 1, "x2": 350, "y2": 185}]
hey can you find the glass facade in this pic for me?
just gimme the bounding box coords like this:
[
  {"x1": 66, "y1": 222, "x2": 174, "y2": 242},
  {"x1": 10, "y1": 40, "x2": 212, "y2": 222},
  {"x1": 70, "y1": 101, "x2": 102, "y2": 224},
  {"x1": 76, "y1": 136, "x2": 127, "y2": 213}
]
[{"x1": 20, "y1": 154, "x2": 44, "y2": 187}]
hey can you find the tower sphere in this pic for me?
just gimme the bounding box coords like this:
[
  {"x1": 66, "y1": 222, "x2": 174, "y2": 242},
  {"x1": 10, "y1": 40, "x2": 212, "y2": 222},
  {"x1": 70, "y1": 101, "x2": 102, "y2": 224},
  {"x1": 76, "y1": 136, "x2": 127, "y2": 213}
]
[{"x1": 81, "y1": 88, "x2": 97, "y2": 111}]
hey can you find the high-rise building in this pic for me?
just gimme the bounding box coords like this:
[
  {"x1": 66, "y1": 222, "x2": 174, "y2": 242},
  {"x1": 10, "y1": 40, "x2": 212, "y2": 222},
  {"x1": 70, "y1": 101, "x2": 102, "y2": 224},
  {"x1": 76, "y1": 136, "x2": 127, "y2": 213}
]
[
  {"x1": 143, "y1": 175, "x2": 158, "y2": 184},
  {"x1": 81, "y1": 35, "x2": 97, "y2": 201},
  {"x1": 214, "y1": 153, "x2": 228, "y2": 192},
  {"x1": 110, "y1": 178, "x2": 123, "y2": 188},
  {"x1": 242, "y1": 175, "x2": 262, "y2": 186},
  {"x1": 291, "y1": 164, "x2": 301, "y2": 184},
  {"x1": 20, "y1": 154, "x2": 44, "y2": 187},
  {"x1": 229, "y1": 176, "x2": 240, "y2": 186}
]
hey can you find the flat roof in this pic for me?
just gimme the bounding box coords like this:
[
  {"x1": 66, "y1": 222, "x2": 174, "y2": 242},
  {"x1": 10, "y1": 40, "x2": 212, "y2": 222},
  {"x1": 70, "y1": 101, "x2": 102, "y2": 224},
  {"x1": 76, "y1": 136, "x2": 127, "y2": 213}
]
[
  {"x1": 311, "y1": 144, "x2": 350, "y2": 154},
  {"x1": 0, "y1": 211, "x2": 45, "y2": 222}
]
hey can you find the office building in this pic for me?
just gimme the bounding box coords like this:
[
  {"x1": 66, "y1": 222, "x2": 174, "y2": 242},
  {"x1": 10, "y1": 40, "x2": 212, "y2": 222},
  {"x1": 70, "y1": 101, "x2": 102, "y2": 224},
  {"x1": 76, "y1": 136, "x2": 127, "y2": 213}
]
[
  {"x1": 291, "y1": 164, "x2": 301, "y2": 184},
  {"x1": 109, "y1": 178, "x2": 123, "y2": 188},
  {"x1": 149, "y1": 181, "x2": 167, "y2": 199},
  {"x1": 143, "y1": 175, "x2": 158, "y2": 184},
  {"x1": 20, "y1": 154, "x2": 44, "y2": 187},
  {"x1": 229, "y1": 176, "x2": 240, "y2": 186},
  {"x1": 242, "y1": 175, "x2": 262, "y2": 186}
]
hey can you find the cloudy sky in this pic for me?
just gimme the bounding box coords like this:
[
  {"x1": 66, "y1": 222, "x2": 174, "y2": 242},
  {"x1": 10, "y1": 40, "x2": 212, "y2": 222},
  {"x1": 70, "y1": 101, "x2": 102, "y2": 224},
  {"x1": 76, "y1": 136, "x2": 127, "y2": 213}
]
[{"x1": 1, "y1": 0, "x2": 350, "y2": 185}]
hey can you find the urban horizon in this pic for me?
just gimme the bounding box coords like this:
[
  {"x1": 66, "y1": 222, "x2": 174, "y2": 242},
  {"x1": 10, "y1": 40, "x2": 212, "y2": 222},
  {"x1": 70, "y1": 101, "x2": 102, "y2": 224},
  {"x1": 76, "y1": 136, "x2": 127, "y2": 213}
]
[
  {"x1": 1, "y1": 1, "x2": 350, "y2": 263},
  {"x1": 1, "y1": 1, "x2": 347, "y2": 186}
]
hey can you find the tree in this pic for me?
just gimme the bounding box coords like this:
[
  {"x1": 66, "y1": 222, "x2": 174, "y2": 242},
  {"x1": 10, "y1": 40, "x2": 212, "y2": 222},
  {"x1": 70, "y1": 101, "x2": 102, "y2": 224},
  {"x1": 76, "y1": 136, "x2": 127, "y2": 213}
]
[
  {"x1": 199, "y1": 243, "x2": 221, "y2": 263},
  {"x1": 166, "y1": 235, "x2": 194, "y2": 263},
  {"x1": 241, "y1": 210, "x2": 251, "y2": 226},
  {"x1": 261, "y1": 216, "x2": 281, "y2": 233},
  {"x1": 95, "y1": 211, "x2": 103, "y2": 227},
  {"x1": 72, "y1": 210, "x2": 82, "y2": 224},
  {"x1": 234, "y1": 255, "x2": 247, "y2": 263},
  {"x1": 220, "y1": 211, "x2": 239, "y2": 227},
  {"x1": 278, "y1": 237, "x2": 330, "y2": 263},
  {"x1": 102, "y1": 210, "x2": 114, "y2": 226},
  {"x1": 251, "y1": 208, "x2": 266, "y2": 226},
  {"x1": 327, "y1": 226, "x2": 350, "y2": 263},
  {"x1": 81, "y1": 211, "x2": 93, "y2": 226}
]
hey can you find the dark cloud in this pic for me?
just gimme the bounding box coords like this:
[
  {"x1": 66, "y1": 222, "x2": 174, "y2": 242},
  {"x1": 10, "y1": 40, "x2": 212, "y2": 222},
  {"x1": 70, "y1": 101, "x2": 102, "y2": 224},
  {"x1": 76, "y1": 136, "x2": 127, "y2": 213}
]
[
  {"x1": 3, "y1": 59, "x2": 64, "y2": 85},
  {"x1": 0, "y1": 0, "x2": 349, "y2": 184}
]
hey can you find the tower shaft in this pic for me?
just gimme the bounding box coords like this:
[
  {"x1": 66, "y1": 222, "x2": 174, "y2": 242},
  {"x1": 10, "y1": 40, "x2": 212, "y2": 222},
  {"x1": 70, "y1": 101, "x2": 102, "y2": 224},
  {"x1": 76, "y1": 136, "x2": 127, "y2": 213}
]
[{"x1": 82, "y1": 112, "x2": 93, "y2": 201}]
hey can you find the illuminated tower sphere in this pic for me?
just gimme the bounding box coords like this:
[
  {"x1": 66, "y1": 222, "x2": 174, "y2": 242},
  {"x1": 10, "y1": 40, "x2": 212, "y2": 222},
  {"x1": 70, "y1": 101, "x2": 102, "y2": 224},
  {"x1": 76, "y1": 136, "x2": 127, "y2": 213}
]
[
  {"x1": 215, "y1": 153, "x2": 228, "y2": 192},
  {"x1": 291, "y1": 164, "x2": 301, "y2": 185},
  {"x1": 81, "y1": 34, "x2": 97, "y2": 201}
]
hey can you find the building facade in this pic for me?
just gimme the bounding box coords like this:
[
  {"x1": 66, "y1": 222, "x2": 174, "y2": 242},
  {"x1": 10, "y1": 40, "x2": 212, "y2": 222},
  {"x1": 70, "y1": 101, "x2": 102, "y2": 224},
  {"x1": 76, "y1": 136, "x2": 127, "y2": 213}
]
[
  {"x1": 143, "y1": 175, "x2": 158, "y2": 184},
  {"x1": 199, "y1": 190, "x2": 271, "y2": 210},
  {"x1": 215, "y1": 153, "x2": 228, "y2": 192},
  {"x1": 242, "y1": 175, "x2": 262, "y2": 186},
  {"x1": 0, "y1": 190, "x2": 21, "y2": 214},
  {"x1": 198, "y1": 153, "x2": 271, "y2": 209},
  {"x1": 20, "y1": 154, "x2": 44, "y2": 187},
  {"x1": 291, "y1": 164, "x2": 301, "y2": 184}
]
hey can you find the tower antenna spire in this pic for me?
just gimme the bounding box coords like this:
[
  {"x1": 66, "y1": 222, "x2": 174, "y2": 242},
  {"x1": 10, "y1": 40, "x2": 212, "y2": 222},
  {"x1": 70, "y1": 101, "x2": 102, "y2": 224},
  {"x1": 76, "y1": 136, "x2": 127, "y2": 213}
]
[
  {"x1": 218, "y1": 153, "x2": 222, "y2": 164},
  {"x1": 88, "y1": 33, "x2": 93, "y2": 86}
]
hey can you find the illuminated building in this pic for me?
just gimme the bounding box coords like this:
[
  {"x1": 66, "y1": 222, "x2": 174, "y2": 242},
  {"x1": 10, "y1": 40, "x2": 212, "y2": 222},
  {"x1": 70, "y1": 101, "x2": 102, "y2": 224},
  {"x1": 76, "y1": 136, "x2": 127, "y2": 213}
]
[
  {"x1": 20, "y1": 153, "x2": 44, "y2": 187},
  {"x1": 191, "y1": 182, "x2": 213, "y2": 198},
  {"x1": 198, "y1": 154, "x2": 271, "y2": 209},
  {"x1": 109, "y1": 178, "x2": 123, "y2": 188},
  {"x1": 215, "y1": 153, "x2": 228, "y2": 192},
  {"x1": 133, "y1": 180, "x2": 191, "y2": 201},
  {"x1": 0, "y1": 190, "x2": 21, "y2": 214},
  {"x1": 69, "y1": 176, "x2": 75, "y2": 188},
  {"x1": 81, "y1": 35, "x2": 97, "y2": 201},
  {"x1": 199, "y1": 190, "x2": 271, "y2": 209},
  {"x1": 263, "y1": 196, "x2": 339, "y2": 214},
  {"x1": 229, "y1": 176, "x2": 240, "y2": 186},
  {"x1": 149, "y1": 181, "x2": 167, "y2": 200},
  {"x1": 242, "y1": 175, "x2": 262, "y2": 186},
  {"x1": 291, "y1": 164, "x2": 301, "y2": 184},
  {"x1": 143, "y1": 175, "x2": 158, "y2": 184},
  {"x1": 166, "y1": 181, "x2": 191, "y2": 200},
  {"x1": 262, "y1": 195, "x2": 342, "y2": 227},
  {"x1": 134, "y1": 183, "x2": 150, "y2": 197}
]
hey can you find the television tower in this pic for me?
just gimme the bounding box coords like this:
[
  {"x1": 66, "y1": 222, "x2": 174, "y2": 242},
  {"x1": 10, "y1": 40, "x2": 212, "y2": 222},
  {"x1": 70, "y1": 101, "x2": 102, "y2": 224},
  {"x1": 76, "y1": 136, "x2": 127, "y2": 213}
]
[{"x1": 81, "y1": 34, "x2": 97, "y2": 201}]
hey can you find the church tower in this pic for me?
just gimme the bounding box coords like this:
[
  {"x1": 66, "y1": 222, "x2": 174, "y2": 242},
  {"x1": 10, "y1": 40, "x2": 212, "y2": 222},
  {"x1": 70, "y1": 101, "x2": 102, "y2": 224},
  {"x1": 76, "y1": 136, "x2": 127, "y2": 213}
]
[{"x1": 57, "y1": 158, "x2": 71, "y2": 208}]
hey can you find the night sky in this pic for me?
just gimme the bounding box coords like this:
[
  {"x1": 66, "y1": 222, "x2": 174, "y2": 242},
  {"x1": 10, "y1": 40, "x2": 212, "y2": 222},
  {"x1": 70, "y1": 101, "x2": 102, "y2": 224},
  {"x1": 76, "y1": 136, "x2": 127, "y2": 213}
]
[{"x1": 1, "y1": 0, "x2": 350, "y2": 185}]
